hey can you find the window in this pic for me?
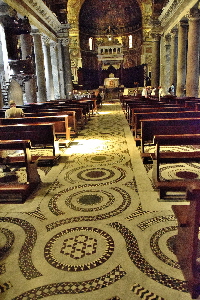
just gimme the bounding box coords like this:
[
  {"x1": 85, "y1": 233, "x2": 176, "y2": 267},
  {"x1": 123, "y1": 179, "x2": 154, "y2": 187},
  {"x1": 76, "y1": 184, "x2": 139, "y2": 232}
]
[
  {"x1": 128, "y1": 35, "x2": 133, "y2": 48},
  {"x1": 89, "y1": 37, "x2": 93, "y2": 50}
]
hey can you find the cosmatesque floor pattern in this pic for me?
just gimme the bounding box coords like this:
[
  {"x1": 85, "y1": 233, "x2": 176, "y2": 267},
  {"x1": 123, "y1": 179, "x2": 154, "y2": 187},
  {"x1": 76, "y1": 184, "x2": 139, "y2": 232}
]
[{"x1": 0, "y1": 100, "x2": 196, "y2": 300}]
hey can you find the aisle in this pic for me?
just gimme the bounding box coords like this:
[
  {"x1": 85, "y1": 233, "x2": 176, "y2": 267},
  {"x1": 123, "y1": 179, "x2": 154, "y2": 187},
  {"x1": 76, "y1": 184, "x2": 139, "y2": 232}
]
[{"x1": 0, "y1": 100, "x2": 191, "y2": 300}]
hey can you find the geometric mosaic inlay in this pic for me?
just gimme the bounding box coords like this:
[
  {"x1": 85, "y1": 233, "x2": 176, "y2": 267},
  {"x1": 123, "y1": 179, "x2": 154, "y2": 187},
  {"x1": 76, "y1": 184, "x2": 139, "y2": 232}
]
[
  {"x1": 44, "y1": 227, "x2": 114, "y2": 271},
  {"x1": 109, "y1": 222, "x2": 188, "y2": 293},
  {"x1": 60, "y1": 234, "x2": 97, "y2": 259},
  {"x1": 0, "y1": 217, "x2": 42, "y2": 280},
  {"x1": 47, "y1": 187, "x2": 131, "y2": 230},
  {"x1": 12, "y1": 265, "x2": 126, "y2": 299}
]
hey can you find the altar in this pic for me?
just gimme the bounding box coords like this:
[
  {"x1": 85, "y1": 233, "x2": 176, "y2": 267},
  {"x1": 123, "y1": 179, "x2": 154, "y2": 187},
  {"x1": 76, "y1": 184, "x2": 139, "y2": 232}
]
[{"x1": 104, "y1": 77, "x2": 119, "y2": 88}]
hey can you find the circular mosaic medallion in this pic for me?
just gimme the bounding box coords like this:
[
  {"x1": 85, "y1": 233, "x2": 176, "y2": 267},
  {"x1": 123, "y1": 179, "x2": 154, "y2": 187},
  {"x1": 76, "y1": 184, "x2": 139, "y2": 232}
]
[
  {"x1": 65, "y1": 190, "x2": 114, "y2": 212},
  {"x1": 78, "y1": 168, "x2": 114, "y2": 181},
  {"x1": 44, "y1": 227, "x2": 114, "y2": 271},
  {"x1": 150, "y1": 226, "x2": 180, "y2": 269},
  {"x1": 64, "y1": 166, "x2": 126, "y2": 184},
  {"x1": 159, "y1": 163, "x2": 200, "y2": 181},
  {"x1": 81, "y1": 153, "x2": 125, "y2": 165}
]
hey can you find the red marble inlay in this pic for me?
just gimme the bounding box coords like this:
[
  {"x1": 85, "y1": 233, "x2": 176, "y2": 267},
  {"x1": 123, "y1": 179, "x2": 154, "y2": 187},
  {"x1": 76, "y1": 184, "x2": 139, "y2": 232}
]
[
  {"x1": 85, "y1": 171, "x2": 106, "y2": 178},
  {"x1": 175, "y1": 171, "x2": 198, "y2": 179}
]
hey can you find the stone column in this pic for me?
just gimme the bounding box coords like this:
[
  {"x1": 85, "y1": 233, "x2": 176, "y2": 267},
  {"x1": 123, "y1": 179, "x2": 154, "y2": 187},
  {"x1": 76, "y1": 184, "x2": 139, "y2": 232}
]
[
  {"x1": 32, "y1": 29, "x2": 47, "y2": 102},
  {"x1": 151, "y1": 33, "x2": 161, "y2": 89},
  {"x1": 164, "y1": 34, "x2": 171, "y2": 93},
  {"x1": 186, "y1": 8, "x2": 200, "y2": 97},
  {"x1": 170, "y1": 27, "x2": 178, "y2": 92},
  {"x1": 57, "y1": 40, "x2": 65, "y2": 98},
  {"x1": 20, "y1": 33, "x2": 37, "y2": 103},
  {"x1": 176, "y1": 20, "x2": 188, "y2": 97},
  {"x1": 57, "y1": 24, "x2": 73, "y2": 99},
  {"x1": 42, "y1": 36, "x2": 54, "y2": 100},
  {"x1": 62, "y1": 38, "x2": 73, "y2": 98},
  {"x1": 50, "y1": 42, "x2": 61, "y2": 99}
]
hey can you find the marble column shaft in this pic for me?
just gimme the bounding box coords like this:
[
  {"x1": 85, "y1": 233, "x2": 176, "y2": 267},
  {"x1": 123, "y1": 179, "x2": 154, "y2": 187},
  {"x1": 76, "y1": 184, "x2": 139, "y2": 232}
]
[
  {"x1": 20, "y1": 33, "x2": 37, "y2": 103},
  {"x1": 50, "y1": 42, "x2": 61, "y2": 99},
  {"x1": 61, "y1": 38, "x2": 73, "y2": 99},
  {"x1": 176, "y1": 21, "x2": 188, "y2": 97},
  {"x1": 186, "y1": 9, "x2": 200, "y2": 97},
  {"x1": 32, "y1": 30, "x2": 47, "y2": 103},
  {"x1": 57, "y1": 40, "x2": 66, "y2": 98},
  {"x1": 164, "y1": 34, "x2": 171, "y2": 93},
  {"x1": 170, "y1": 28, "x2": 178, "y2": 91},
  {"x1": 151, "y1": 34, "x2": 161, "y2": 89},
  {"x1": 43, "y1": 37, "x2": 54, "y2": 100}
]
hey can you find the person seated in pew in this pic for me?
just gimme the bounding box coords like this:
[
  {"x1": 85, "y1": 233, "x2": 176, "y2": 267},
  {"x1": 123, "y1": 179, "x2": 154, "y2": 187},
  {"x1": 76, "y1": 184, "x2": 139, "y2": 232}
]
[{"x1": 5, "y1": 100, "x2": 24, "y2": 118}]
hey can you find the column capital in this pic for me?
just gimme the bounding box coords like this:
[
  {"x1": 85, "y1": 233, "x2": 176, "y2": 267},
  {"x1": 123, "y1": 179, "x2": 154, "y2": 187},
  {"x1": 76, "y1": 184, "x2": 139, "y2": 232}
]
[
  {"x1": 164, "y1": 34, "x2": 171, "y2": 46},
  {"x1": 42, "y1": 35, "x2": 51, "y2": 45},
  {"x1": 187, "y1": 8, "x2": 200, "y2": 21},
  {"x1": 59, "y1": 38, "x2": 70, "y2": 47},
  {"x1": 151, "y1": 32, "x2": 161, "y2": 42},
  {"x1": 31, "y1": 28, "x2": 40, "y2": 35},
  {"x1": 179, "y1": 19, "x2": 188, "y2": 28},
  {"x1": 171, "y1": 27, "x2": 178, "y2": 37}
]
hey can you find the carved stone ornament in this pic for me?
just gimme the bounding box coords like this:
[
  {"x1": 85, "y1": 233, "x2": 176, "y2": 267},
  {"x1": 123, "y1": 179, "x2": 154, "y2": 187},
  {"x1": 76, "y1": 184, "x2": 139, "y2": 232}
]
[
  {"x1": 61, "y1": 38, "x2": 69, "y2": 47},
  {"x1": 187, "y1": 8, "x2": 200, "y2": 21},
  {"x1": 13, "y1": 0, "x2": 61, "y2": 32}
]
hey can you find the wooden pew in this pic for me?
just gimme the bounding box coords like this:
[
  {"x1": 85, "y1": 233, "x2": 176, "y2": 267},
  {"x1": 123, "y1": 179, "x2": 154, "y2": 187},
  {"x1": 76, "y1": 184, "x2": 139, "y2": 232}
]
[
  {"x1": 133, "y1": 111, "x2": 200, "y2": 139},
  {"x1": 0, "y1": 140, "x2": 40, "y2": 203},
  {"x1": 0, "y1": 115, "x2": 71, "y2": 141},
  {"x1": 130, "y1": 106, "x2": 193, "y2": 131},
  {"x1": 24, "y1": 110, "x2": 78, "y2": 134},
  {"x1": 140, "y1": 118, "x2": 200, "y2": 156},
  {"x1": 127, "y1": 103, "x2": 182, "y2": 126},
  {"x1": 151, "y1": 134, "x2": 200, "y2": 198},
  {"x1": 24, "y1": 106, "x2": 83, "y2": 132},
  {"x1": 172, "y1": 183, "x2": 200, "y2": 299},
  {"x1": 0, "y1": 123, "x2": 60, "y2": 164}
]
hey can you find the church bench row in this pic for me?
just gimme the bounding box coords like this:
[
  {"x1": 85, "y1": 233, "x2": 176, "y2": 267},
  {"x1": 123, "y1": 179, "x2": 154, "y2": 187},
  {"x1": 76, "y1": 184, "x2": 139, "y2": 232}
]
[
  {"x1": 150, "y1": 134, "x2": 200, "y2": 199},
  {"x1": 126, "y1": 104, "x2": 179, "y2": 125},
  {"x1": 21, "y1": 104, "x2": 86, "y2": 130},
  {"x1": 127, "y1": 103, "x2": 189, "y2": 127},
  {"x1": 0, "y1": 140, "x2": 40, "y2": 203},
  {"x1": 133, "y1": 111, "x2": 200, "y2": 139},
  {"x1": 139, "y1": 118, "x2": 200, "y2": 159},
  {"x1": 25, "y1": 111, "x2": 78, "y2": 135},
  {"x1": 0, "y1": 115, "x2": 71, "y2": 141},
  {"x1": 129, "y1": 106, "x2": 193, "y2": 131},
  {"x1": 0, "y1": 123, "x2": 60, "y2": 163}
]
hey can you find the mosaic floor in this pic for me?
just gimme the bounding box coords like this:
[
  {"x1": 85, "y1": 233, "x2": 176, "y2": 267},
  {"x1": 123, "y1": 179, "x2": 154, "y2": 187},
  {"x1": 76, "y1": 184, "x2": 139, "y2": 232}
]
[{"x1": 0, "y1": 100, "x2": 197, "y2": 300}]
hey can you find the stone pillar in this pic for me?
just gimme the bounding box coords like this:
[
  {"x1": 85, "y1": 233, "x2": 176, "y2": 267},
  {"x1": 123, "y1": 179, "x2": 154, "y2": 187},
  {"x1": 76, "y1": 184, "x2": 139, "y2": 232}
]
[
  {"x1": 151, "y1": 33, "x2": 161, "y2": 89},
  {"x1": 62, "y1": 38, "x2": 73, "y2": 98},
  {"x1": 186, "y1": 8, "x2": 200, "y2": 97},
  {"x1": 42, "y1": 36, "x2": 54, "y2": 100},
  {"x1": 57, "y1": 40, "x2": 66, "y2": 98},
  {"x1": 170, "y1": 27, "x2": 178, "y2": 93},
  {"x1": 176, "y1": 20, "x2": 188, "y2": 97},
  {"x1": 164, "y1": 34, "x2": 171, "y2": 94},
  {"x1": 20, "y1": 33, "x2": 37, "y2": 103},
  {"x1": 57, "y1": 24, "x2": 73, "y2": 99},
  {"x1": 32, "y1": 29, "x2": 47, "y2": 102},
  {"x1": 50, "y1": 42, "x2": 61, "y2": 99}
]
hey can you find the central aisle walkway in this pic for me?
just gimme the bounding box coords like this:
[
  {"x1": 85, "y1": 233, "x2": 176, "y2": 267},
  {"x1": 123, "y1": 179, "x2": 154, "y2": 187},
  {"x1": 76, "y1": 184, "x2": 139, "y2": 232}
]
[{"x1": 0, "y1": 100, "x2": 193, "y2": 300}]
